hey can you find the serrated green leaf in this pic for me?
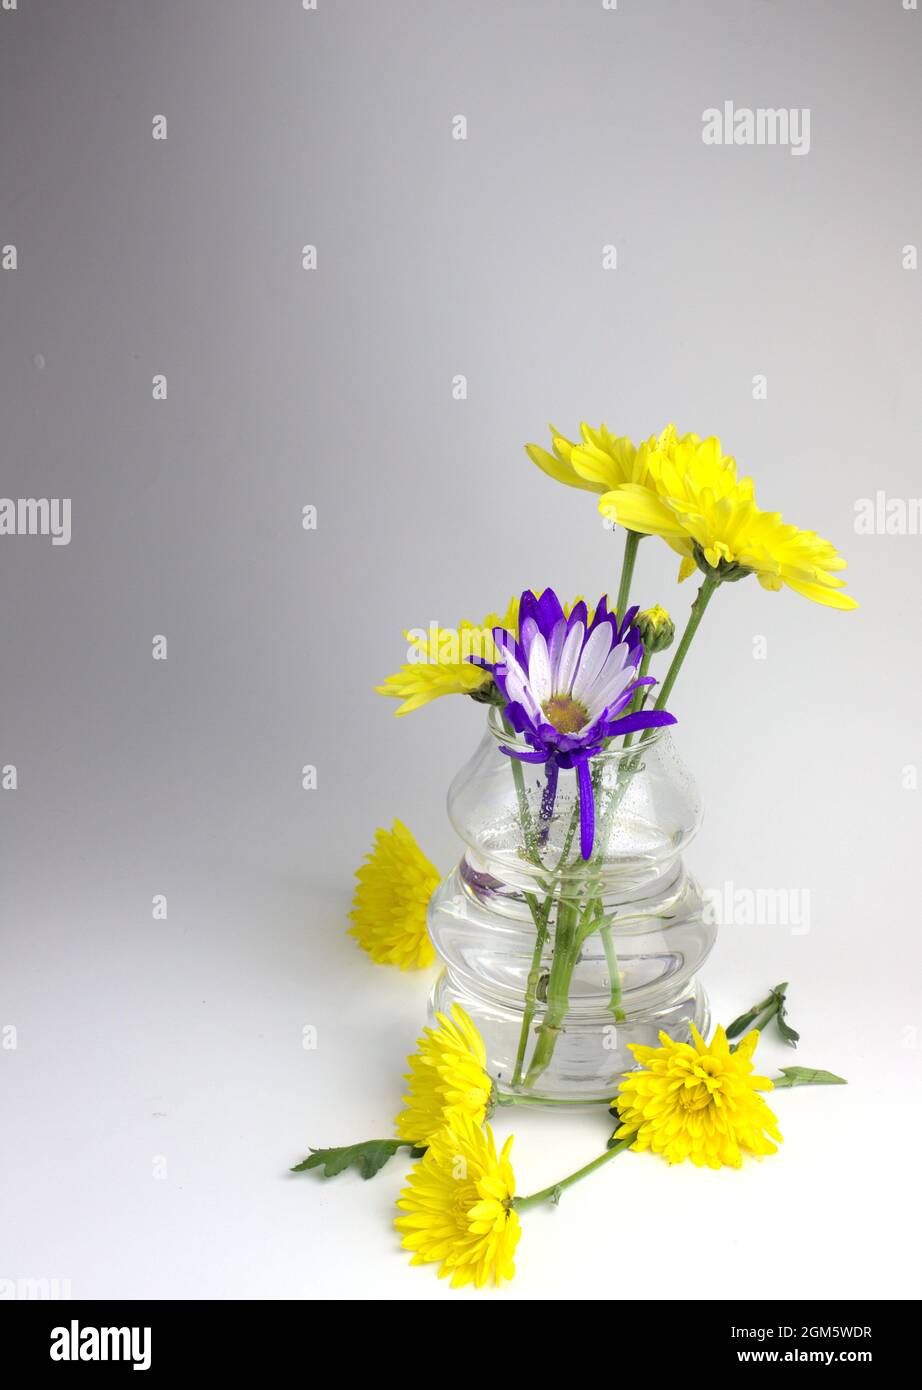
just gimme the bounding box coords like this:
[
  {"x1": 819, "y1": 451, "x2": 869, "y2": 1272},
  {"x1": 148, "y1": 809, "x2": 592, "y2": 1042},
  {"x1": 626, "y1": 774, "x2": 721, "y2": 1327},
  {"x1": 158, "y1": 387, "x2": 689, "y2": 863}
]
[
  {"x1": 771, "y1": 985, "x2": 800, "y2": 1048},
  {"x1": 772, "y1": 1067, "x2": 847, "y2": 1088},
  {"x1": 290, "y1": 1139, "x2": 411, "y2": 1180},
  {"x1": 775, "y1": 1010, "x2": 800, "y2": 1046}
]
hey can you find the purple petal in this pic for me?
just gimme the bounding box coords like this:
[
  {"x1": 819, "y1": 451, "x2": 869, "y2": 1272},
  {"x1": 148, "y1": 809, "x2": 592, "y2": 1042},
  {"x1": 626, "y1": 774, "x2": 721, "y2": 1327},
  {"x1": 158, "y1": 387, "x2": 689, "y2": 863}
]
[
  {"x1": 576, "y1": 759, "x2": 595, "y2": 860},
  {"x1": 566, "y1": 600, "x2": 588, "y2": 634},
  {"x1": 517, "y1": 590, "x2": 541, "y2": 636},
  {"x1": 536, "y1": 587, "x2": 564, "y2": 636},
  {"x1": 603, "y1": 709, "x2": 678, "y2": 738},
  {"x1": 540, "y1": 761, "x2": 559, "y2": 823},
  {"x1": 501, "y1": 700, "x2": 534, "y2": 733},
  {"x1": 499, "y1": 746, "x2": 548, "y2": 764},
  {"x1": 616, "y1": 605, "x2": 639, "y2": 642},
  {"x1": 492, "y1": 626, "x2": 528, "y2": 675}
]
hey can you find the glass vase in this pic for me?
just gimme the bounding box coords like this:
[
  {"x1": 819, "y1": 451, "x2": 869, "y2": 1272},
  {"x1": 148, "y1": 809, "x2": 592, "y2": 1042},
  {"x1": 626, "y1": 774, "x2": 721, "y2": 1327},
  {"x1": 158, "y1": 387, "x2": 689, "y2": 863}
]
[{"x1": 427, "y1": 707, "x2": 716, "y2": 1104}]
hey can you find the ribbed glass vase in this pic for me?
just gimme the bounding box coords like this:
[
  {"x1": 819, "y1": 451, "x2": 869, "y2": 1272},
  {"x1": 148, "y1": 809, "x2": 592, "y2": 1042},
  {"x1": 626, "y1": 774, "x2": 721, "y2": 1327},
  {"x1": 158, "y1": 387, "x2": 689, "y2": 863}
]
[{"x1": 428, "y1": 707, "x2": 716, "y2": 1104}]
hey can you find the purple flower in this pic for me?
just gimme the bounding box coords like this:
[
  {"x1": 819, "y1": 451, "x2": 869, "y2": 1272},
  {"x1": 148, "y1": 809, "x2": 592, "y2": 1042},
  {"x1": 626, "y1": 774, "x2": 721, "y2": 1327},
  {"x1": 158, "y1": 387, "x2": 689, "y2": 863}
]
[{"x1": 471, "y1": 588, "x2": 677, "y2": 859}]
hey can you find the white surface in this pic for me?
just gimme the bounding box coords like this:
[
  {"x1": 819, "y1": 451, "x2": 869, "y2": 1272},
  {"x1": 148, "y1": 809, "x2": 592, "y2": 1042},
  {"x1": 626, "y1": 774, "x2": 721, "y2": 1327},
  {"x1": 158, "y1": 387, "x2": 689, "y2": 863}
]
[{"x1": 3, "y1": 861, "x2": 920, "y2": 1301}]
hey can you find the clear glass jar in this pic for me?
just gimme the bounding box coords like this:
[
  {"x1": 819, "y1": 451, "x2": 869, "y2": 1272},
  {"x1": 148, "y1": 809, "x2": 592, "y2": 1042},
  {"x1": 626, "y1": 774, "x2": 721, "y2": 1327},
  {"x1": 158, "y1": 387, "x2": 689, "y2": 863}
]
[{"x1": 428, "y1": 707, "x2": 716, "y2": 1104}]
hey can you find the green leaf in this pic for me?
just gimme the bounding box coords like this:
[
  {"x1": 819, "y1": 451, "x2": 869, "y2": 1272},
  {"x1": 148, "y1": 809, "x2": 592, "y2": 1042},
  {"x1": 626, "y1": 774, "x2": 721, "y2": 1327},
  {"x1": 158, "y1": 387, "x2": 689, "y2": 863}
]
[
  {"x1": 775, "y1": 1008, "x2": 800, "y2": 1047},
  {"x1": 290, "y1": 1139, "x2": 418, "y2": 1180},
  {"x1": 771, "y1": 984, "x2": 800, "y2": 1048},
  {"x1": 772, "y1": 1067, "x2": 847, "y2": 1088}
]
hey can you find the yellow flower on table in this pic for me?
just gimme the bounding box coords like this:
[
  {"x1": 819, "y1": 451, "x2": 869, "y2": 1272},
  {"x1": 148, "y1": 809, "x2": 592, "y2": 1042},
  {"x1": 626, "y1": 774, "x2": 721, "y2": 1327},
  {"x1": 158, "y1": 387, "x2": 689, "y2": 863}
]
[
  {"x1": 349, "y1": 819, "x2": 439, "y2": 970},
  {"x1": 613, "y1": 1024, "x2": 783, "y2": 1169},
  {"x1": 395, "y1": 1004, "x2": 492, "y2": 1146},
  {"x1": 395, "y1": 1109, "x2": 520, "y2": 1288}
]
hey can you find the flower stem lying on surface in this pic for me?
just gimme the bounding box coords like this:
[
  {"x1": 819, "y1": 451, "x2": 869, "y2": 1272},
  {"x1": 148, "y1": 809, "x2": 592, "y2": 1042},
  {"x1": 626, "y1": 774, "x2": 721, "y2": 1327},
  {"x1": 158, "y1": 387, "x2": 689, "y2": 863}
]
[
  {"x1": 726, "y1": 986, "x2": 784, "y2": 1037},
  {"x1": 510, "y1": 1132, "x2": 635, "y2": 1211},
  {"x1": 727, "y1": 981, "x2": 800, "y2": 1048}
]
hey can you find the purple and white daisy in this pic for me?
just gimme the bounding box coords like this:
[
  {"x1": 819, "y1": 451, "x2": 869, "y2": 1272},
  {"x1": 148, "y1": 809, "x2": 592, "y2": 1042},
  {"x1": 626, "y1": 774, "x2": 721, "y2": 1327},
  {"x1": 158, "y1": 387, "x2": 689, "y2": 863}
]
[{"x1": 472, "y1": 588, "x2": 677, "y2": 860}]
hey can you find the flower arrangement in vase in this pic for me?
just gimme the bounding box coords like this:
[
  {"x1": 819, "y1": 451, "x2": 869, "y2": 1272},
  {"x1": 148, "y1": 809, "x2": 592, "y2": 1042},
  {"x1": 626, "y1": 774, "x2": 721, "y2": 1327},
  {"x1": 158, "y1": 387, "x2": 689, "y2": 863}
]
[{"x1": 297, "y1": 420, "x2": 852, "y2": 1289}]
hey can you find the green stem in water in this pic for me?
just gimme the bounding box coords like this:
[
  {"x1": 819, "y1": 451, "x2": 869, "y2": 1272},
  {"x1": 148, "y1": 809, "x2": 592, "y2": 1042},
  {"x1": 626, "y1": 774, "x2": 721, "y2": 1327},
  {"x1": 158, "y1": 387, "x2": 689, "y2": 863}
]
[
  {"x1": 599, "y1": 921, "x2": 625, "y2": 1020},
  {"x1": 510, "y1": 799, "x2": 582, "y2": 1086},
  {"x1": 523, "y1": 896, "x2": 580, "y2": 1086},
  {"x1": 502, "y1": 710, "x2": 556, "y2": 1085},
  {"x1": 511, "y1": 1132, "x2": 635, "y2": 1211},
  {"x1": 512, "y1": 895, "x2": 553, "y2": 1086},
  {"x1": 615, "y1": 530, "x2": 641, "y2": 617},
  {"x1": 503, "y1": 714, "x2": 539, "y2": 861},
  {"x1": 577, "y1": 581, "x2": 721, "y2": 1014}
]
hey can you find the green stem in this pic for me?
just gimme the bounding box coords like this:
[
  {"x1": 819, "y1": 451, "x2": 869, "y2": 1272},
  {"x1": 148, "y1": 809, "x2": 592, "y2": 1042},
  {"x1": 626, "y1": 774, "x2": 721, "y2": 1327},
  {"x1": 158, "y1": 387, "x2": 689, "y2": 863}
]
[
  {"x1": 726, "y1": 982, "x2": 788, "y2": 1040},
  {"x1": 599, "y1": 921, "x2": 625, "y2": 1020},
  {"x1": 512, "y1": 895, "x2": 553, "y2": 1085},
  {"x1": 577, "y1": 582, "x2": 720, "y2": 1012},
  {"x1": 620, "y1": 650, "x2": 651, "y2": 754},
  {"x1": 511, "y1": 1133, "x2": 635, "y2": 1211},
  {"x1": 523, "y1": 896, "x2": 580, "y2": 1086},
  {"x1": 510, "y1": 797, "x2": 582, "y2": 1085},
  {"x1": 503, "y1": 714, "x2": 539, "y2": 861},
  {"x1": 615, "y1": 530, "x2": 641, "y2": 617},
  {"x1": 502, "y1": 710, "x2": 552, "y2": 1086},
  {"x1": 651, "y1": 572, "x2": 720, "y2": 714},
  {"x1": 501, "y1": 710, "x2": 558, "y2": 1012}
]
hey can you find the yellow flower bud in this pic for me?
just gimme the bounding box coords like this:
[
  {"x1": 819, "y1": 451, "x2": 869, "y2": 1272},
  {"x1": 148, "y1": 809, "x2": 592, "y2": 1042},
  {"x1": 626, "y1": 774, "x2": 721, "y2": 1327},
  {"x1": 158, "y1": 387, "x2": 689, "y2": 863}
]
[{"x1": 635, "y1": 605, "x2": 675, "y2": 654}]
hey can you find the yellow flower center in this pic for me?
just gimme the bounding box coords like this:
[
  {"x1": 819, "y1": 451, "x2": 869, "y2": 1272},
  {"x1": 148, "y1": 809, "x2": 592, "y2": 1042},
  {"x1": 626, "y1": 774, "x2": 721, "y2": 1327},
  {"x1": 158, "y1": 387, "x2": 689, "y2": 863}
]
[
  {"x1": 676, "y1": 1058, "x2": 726, "y2": 1109},
  {"x1": 542, "y1": 694, "x2": 589, "y2": 734},
  {"x1": 454, "y1": 1184, "x2": 475, "y2": 1220}
]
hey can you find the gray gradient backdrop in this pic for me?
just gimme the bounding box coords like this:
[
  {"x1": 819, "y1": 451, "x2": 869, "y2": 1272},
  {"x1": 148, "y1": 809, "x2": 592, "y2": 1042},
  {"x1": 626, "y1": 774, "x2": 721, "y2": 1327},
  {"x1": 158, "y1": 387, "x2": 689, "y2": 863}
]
[{"x1": 2, "y1": 0, "x2": 920, "y2": 1300}]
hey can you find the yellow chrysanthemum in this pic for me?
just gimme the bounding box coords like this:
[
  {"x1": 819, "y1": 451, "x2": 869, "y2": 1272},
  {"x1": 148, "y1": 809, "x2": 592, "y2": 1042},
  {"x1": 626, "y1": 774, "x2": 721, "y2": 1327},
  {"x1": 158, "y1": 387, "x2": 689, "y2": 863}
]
[
  {"x1": 395, "y1": 1004, "x2": 492, "y2": 1145},
  {"x1": 376, "y1": 596, "x2": 519, "y2": 716},
  {"x1": 599, "y1": 427, "x2": 857, "y2": 610},
  {"x1": 613, "y1": 1024, "x2": 782, "y2": 1169},
  {"x1": 395, "y1": 1110, "x2": 520, "y2": 1288},
  {"x1": 349, "y1": 820, "x2": 439, "y2": 970},
  {"x1": 526, "y1": 421, "x2": 649, "y2": 494},
  {"x1": 376, "y1": 593, "x2": 599, "y2": 715}
]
